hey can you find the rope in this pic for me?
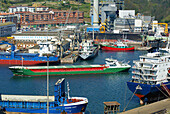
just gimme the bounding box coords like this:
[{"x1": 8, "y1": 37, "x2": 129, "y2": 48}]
[
  {"x1": 155, "y1": 85, "x2": 169, "y2": 98},
  {"x1": 123, "y1": 85, "x2": 138, "y2": 112}
]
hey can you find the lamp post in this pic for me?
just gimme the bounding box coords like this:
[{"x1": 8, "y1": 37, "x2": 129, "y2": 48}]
[{"x1": 47, "y1": 54, "x2": 49, "y2": 114}]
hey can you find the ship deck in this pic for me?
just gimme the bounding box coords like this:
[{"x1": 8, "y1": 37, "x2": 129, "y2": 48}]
[
  {"x1": 1, "y1": 94, "x2": 54, "y2": 102},
  {"x1": 10, "y1": 64, "x2": 105, "y2": 69}
]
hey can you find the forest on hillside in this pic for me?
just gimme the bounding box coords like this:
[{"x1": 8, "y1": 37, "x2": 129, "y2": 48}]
[
  {"x1": 0, "y1": 0, "x2": 169, "y2": 23},
  {"x1": 125, "y1": 0, "x2": 170, "y2": 23}
]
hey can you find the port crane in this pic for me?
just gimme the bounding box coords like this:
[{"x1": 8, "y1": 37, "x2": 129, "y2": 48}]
[{"x1": 152, "y1": 23, "x2": 169, "y2": 35}]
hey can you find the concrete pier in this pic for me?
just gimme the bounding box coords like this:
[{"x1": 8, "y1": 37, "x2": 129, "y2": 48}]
[
  {"x1": 60, "y1": 51, "x2": 79, "y2": 64},
  {"x1": 121, "y1": 98, "x2": 170, "y2": 114}
]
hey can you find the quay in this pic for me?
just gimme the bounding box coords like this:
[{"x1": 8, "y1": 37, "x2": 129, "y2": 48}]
[
  {"x1": 121, "y1": 98, "x2": 170, "y2": 114},
  {"x1": 60, "y1": 51, "x2": 79, "y2": 64}
]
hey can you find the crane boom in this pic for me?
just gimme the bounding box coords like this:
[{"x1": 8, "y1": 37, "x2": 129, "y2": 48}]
[{"x1": 152, "y1": 23, "x2": 168, "y2": 34}]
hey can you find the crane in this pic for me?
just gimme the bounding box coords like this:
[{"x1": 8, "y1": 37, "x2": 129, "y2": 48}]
[{"x1": 152, "y1": 23, "x2": 169, "y2": 35}]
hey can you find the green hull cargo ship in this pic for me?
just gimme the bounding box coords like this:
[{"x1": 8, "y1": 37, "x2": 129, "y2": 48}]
[{"x1": 9, "y1": 58, "x2": 131, "y2": 76}]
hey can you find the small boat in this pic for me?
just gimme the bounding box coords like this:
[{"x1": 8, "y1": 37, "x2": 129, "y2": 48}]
[
  {"x1": 9, "y1": 58, "x2": 131, "y2": 76},
  {"x1": 0, "y1": 78, "x2": 88, "y2": 113},
  {"x1": 79, "y1": 40, "x2": 98, "y2": 60},
  {"x1": 100, "y1": 40, "x2": 134, "y2": 51},
  {"x1": 127, "y1": 47, "x2": 170, "y2": 104}
]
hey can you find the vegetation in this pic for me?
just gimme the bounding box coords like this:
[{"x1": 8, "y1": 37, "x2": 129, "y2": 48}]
[
  {"x1": 0, "y1": 0, "x2": 169, "y2": 23},
  {"x1": 125, "y1": 0, "x2": 170, "y2": 23}
]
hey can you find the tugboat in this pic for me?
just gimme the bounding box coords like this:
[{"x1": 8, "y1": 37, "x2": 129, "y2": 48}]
[
  {"x1": 79, "y1": 40, "x2": 98, "y2": 60},
  {"x1": 100, "y1": 40, "x2": 134, "y2": 51},
  {"x1": 9, "y1": 58, "x2": 131, "y2": 76},
  {"x1": 0, "y1": 78, "x2": 88, "y2": 113},
  {"x1": 127, "y1": 47, "x2": 170, "y2": 104}
]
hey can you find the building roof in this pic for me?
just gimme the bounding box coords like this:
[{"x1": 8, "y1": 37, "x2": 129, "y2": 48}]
[
  {"x1": 0, "y1": 13, "x2": 15, "y2": 16},
  {"x1": 0, "y1": 22, "x2": 15, "y2": 27},
  {"x1": 15, "y1": 11, "x2": 32, "y2": 14},
  {"x1": 103, "y1": 101, "x2": 120, "y2": 106}
]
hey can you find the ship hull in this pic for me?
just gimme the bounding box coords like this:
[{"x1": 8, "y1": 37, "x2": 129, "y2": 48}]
[
  {"x1": 127, "y1": 81, "x2": 170, "y2": 102},
  {"x1": 0, "y1": 52, "x2": 59, "y2": 65},
  {"x1": 2, "y1": 102, "x2": 87, "y2": 113},
  {"x1": 79, "y1": 47, "x2": 98, "y2": 60},
  {"x1": 9, "y1": 65, "x2": 130, "y2": 76},
  {"x1": 101, "y1": 45, "x2": 134, "y2": 51},
  {"x1": 0, "y1": 60, "x2": 50, "y2": 65}
]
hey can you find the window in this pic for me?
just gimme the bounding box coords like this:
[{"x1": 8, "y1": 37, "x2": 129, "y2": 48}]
[
  {"x1": 41, "y1": 15, "x2": 44, "y2": 20},
  {"x1": 73, "y1": 12, "x2": 76, "y2": 17},
  {"x1": 64, "y1": 12, "x2": 66, "y2": 17}
]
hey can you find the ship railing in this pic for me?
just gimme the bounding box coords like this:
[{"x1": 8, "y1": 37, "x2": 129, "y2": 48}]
[
  {"x1": 0, "y1": 101, "x2": 55, "y2": 109},
  {"x1": 132, "y1": 76, "x2": 140, "y2": 80},
  {"x1": 133, "y1": 60, "x2": 163, "y2": 64},
  {"x1": 132, "y1": 66, "x2": 157, "y2": 71},
  {"x1": 144, "y1": 73, "x2": 157, "y2": 76}
]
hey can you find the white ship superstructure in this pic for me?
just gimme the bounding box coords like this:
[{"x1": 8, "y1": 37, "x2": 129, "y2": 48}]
[
  {"x1": 132, "y1": 49, "x2": 170, "y2": 85},
  {"x1": 79, "y1": 40, "x2": 98, "y2": 60}
]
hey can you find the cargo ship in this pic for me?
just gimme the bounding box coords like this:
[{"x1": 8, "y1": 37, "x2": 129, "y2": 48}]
[
  {"x1": 0, "y1": 41, "x2": 59, "y2": 65},
  {"x1": 79, "y1": 40, "x2": 98, "y2": 60},
  {"x1": 0, "y1": 78, "x2": 88, "y2": 113},
  {"x1": 100, "y1": 41, "x2": 134, "y2": 51},
  {"x1": 127, "y1": 47, "x2": 170, "y2": 104},
  {"x1": 9, "y1": 58, "x2": 131, "y2": 76}
]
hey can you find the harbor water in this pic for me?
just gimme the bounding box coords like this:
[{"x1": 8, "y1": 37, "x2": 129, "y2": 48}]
[{"x1": 0, "y1": 50, "x2": 147, "y2": 113}]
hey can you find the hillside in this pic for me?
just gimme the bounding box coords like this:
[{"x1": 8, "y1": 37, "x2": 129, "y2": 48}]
[
  {"x1": 125, "y1": 0, "x2": 170, "y2": 23},
  {"x1": 0, "y1": 0, "x2": 169, "y2": 23}
]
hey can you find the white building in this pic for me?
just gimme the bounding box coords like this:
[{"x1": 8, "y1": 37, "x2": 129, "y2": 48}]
[
  {"x1": 119, "y1": 10, "x2": 135, "y2": 18},
  {"x1": 9, "y1": 6, "x2": 48, "y2": 13},
  {"x1": 12, "y1": 35, "x2": 56, "y2": 41}
]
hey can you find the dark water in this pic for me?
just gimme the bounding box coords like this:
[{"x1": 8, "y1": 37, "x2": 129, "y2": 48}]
[{"x1": 0, "y1": 50, "x2": 147, "y2": 113}]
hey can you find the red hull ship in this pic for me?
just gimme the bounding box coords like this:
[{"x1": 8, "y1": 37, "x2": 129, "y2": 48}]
[
  {"x1": 101, "y1": 45, "x2": 134, "y2": 51},
  {"x1": 100, "y1": 41, "x2": 134, "y2": 51},
  {"x1": 0, "y1": 41, "x2": 59, "y2": 65}
]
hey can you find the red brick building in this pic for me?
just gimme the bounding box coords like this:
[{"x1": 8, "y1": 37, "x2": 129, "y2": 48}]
[{"x1": 18, "y1": 9, "x2": 84, "y2": 28}]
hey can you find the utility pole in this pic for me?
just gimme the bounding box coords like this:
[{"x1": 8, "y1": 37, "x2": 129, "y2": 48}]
[{"x1": 47, "y1": 55, "x2": 49, "y2": 114}]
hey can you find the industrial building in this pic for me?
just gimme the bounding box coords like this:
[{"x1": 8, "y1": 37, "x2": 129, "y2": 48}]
[
  {"x1": 15, "y1": 9, "x2": 84, "y2": 29},
  {"x1": 0, "y1": 22, "x2": 16, "y2": 37},
  {"x1": 88, "y1": 0, "x2": 156, "y2": 34},
  {"x1": 0, "y1": 13, "x2": 18, "y2": 25},
  {"x1": 88, "y1": 0, "x2": 124, "y2": 31}
]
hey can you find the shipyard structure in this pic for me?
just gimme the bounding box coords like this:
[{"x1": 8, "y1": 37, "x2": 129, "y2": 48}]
[{"x1": 87, "y1": 0, "x2": 158, "y2": 41}]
